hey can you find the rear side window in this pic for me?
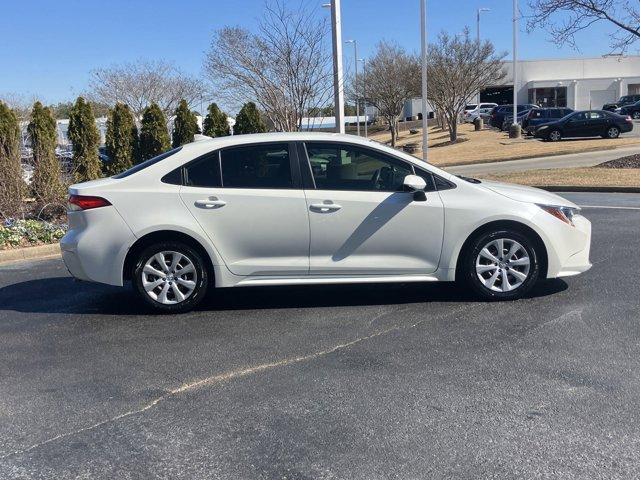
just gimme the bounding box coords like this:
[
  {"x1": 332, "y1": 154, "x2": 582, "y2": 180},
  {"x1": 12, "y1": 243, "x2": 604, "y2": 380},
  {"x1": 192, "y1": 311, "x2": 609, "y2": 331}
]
[
  {"x1": 184, "y1": 152, "x2": 221, "y2": 188},
  {"x1": 220, "y1": 143, "x2": 292, "y2": 189}
]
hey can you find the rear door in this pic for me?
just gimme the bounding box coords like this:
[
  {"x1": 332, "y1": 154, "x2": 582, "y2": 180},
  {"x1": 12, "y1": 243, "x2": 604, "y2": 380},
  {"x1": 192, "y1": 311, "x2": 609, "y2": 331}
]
[
  {"x1": 584, "y1": 111, "x2": 607, "y2": 136},
  {"x1": 179, "y1": 142, "x2": 310, "y2": 276},
  {"x1": 300, "y1": 142, "x2": 444, "y2": 275}
]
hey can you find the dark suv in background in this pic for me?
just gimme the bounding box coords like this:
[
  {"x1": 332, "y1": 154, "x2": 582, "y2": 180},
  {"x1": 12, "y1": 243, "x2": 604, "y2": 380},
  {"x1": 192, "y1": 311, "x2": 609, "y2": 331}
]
[
  {"x1": 489, "y1": 104, "x2": 537, "y2": 128},
  {"x1": 522, "y1": 107, "x2": 574, "y2": 135},
  {"x1": 619, "y1": 100, "x2": 640, "y2": 119},
  {"x1": 602, "y1": 94, "x2": 640, "y2": 112}
]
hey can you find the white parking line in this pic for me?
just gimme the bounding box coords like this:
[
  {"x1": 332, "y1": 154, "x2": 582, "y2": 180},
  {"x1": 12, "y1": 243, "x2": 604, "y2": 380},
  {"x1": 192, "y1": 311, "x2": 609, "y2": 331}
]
[{"x1": 579, "y1": 205, "x2": 640, "y2": 210}]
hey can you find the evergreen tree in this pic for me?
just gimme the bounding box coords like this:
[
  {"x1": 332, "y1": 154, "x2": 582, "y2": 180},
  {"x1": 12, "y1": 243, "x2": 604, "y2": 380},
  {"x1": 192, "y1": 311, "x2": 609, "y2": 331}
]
[
  {"x1": 139, "y1": 103, "x2": 170, "y2": 161},
  {"x1": 202, "y1": 103, "x2": 230, "y2": 137},
  {"x1": 172, "y1": 99, "x2": 199, "y2": 147},
  {"x1": 234, "y1": 102, "x2": 267, "y2": 135},
  {"x1": 105, "y1": 103, "x2": 138, "y2": 175},
  {"x1": 0, "y1": 102, "x2": 24, "y2": 217},
  {"x1": 27, "y1": 102, "x2": 63, "y2": 206},
  {"x1": 68, "y1": 96, "x2": 102, "y2": 182}
]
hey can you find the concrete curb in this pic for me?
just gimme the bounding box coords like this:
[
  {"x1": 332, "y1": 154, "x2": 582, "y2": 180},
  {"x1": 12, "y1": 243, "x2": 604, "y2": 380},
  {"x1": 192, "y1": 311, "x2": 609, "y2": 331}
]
[
  {"x1": 535, "y1": 185, "x2": 640, "y2": 193},
  {"x1": 0, "y1": 243, "x2": 61, "y2": 265}
]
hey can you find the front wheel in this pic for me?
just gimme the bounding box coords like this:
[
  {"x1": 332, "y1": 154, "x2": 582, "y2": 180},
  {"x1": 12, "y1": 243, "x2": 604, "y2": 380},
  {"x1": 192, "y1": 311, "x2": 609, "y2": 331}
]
[
  {"x1": 132, "y1": 242, "x2": 209, "y2": 313},
  {"x1": 548, "y1": 129, "x2": 562, "y2": 142},
  {"x1": 632, "y1": 112, "x2": 640, "y2": 120},
  {"x1": 606, "y1": 126, "x2": 620, "y2": 139},
  {"x1": 460, "y1": 229, "x2": 540, "y2": 301}
]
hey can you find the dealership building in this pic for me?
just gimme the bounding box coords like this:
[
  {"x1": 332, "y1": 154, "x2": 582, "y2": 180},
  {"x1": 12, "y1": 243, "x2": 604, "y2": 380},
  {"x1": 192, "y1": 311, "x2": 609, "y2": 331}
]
[{"x1": 404, "y1": 54, "x2": 640, "y2": 118}]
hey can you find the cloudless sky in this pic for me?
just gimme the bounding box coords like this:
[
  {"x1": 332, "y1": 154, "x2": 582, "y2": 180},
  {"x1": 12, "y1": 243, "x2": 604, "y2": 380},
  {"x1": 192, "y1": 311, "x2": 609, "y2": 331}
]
[{"x1": 0, "y1": 0, "x2": 623, "y2": 105}]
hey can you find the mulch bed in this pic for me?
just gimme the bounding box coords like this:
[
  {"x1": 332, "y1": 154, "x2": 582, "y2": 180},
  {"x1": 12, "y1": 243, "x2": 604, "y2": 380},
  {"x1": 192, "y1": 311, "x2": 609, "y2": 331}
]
[{"x1": 597, "y1": 154, "x2": 640, "y2": 169}]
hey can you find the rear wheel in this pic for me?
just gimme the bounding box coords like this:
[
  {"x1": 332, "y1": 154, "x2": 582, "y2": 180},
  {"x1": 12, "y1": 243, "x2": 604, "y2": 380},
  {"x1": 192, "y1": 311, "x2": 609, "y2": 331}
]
[
  {"x1": 133, "y1": 242, "x2": 209, "y2": 313},
  {"x1": 460, "y1": 229, "x2": 540, "y2": 301},
  {"x1": 606, "y1": 126, "x2": 620, "y2": 139},
  {"x1": 632, "y1": 111, "x2": 640, "y2": 120},
  {"x1": 548, "y1": 129, "x2": 562, "y2": 142}
]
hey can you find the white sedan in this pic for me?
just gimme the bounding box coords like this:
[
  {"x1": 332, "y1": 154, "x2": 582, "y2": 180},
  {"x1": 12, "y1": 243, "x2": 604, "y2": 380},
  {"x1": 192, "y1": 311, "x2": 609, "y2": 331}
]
[{"x1": 61, "y1": 133, "x2": 591, "y2": 312}]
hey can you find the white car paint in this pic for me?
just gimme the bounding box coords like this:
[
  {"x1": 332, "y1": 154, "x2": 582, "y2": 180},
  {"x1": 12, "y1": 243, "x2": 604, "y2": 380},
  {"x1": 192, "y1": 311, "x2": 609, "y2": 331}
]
[{"x1": 60, "y1": 132, "x2": 591, "y2": 295}]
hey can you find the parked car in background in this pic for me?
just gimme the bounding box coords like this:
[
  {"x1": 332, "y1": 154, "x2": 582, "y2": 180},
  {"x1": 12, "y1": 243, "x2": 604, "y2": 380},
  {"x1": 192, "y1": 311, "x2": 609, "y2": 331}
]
[
  {"x1": 501, "y1": 108, "x2": 537, "y2": 132},
  {"x1": 602, "y1": 94, "x2": 640, "y2": 112},
  {"x1": 61, "y1": 132, "x2": 591, "y2": 312},
  {"x1": 489, "y1": 104, "x2": 538, "y2": 128},
  {"x1": 534, "y1": 110, "x2": 633, "y2": 141},
  {"x1": 464, "y1": 103, "x2": 498, "y2": 123},
  {"x1": 619, "y1": 100, "x2": 640, "y2": 120},
  {"x1": 522, "y1": 108, "x2": 574, "y2": 135}
]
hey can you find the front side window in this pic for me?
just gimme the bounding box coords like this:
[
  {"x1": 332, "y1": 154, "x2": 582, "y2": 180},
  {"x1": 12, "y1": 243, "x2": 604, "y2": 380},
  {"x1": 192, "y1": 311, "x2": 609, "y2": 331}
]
[
  {"x1": 305, "y1": 143, "x2": 412, "y2": 192},
  {"x1": 568, "y1": 112, "x2": 586, "y2": 122},
  {"x1": 220, "y1": 143, "x2": 292, "y2": 189}
]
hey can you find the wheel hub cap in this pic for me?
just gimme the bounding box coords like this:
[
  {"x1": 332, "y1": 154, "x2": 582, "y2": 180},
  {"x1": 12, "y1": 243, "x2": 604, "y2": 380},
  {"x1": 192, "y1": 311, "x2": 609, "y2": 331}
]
[
  {"x1": 141, "y1": 251, "x2": 197, "y2": 305},
  {"x1": 475, "y1": 238, "x2": 531, "y2": 293}
]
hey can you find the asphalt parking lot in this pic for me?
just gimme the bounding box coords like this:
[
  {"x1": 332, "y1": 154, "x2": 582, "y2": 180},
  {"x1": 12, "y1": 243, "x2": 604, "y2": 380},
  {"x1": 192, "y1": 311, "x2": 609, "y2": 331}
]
[{"x1": 1, "y1": 193, "x2": 639, "y2": 479}]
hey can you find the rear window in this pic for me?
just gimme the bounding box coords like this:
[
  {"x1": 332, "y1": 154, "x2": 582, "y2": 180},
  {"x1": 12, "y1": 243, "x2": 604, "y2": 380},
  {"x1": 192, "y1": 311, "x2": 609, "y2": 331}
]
[
  {"x1": 113, "y1": 147, "x2": 182, "y2": 179},
  {"x1": 465, "y1": 105, "x2": 477, "y2": 110}
]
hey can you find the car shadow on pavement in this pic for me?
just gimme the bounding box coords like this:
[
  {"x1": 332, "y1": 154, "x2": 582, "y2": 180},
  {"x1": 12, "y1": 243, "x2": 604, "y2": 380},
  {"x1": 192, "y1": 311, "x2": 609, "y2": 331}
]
[{"x1": 0, "y1": 276, "x2": 568, "y2": 316}]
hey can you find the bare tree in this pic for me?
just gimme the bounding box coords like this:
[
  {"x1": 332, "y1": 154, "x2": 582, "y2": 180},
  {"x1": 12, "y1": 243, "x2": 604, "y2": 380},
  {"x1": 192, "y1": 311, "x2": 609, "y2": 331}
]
[
  {"x1": 88, "y1": 60, "x2": 206, "y2": 117},
  {"x1": 427, "y1": 30, "x2": 507, "y2": 142},
  {"x1": 362, "y1": 41, "x2": 420, "y2": 147},
  {"x1": 527, "y1": 0, "x2": 640, "y2": 52},
  {"x1": 204, "y1": 0, "x2": 333, "y2": 132}
]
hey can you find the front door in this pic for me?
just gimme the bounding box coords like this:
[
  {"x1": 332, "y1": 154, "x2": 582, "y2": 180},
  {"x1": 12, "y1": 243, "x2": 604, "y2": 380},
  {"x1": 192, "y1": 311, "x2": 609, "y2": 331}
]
[
  {"x1": 563, "y1": 112, "x2": 587, "y2": 137},
  {"x1": 301, "y1": 142, "x2": 444, "y2": 275},
  {"x1": 180, "y1": 142, "x2": 309, "y2": 276}
]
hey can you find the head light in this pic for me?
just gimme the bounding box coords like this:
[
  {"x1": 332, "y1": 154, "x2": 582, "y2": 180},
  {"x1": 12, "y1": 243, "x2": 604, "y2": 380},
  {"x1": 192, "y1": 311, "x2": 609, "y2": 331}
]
[{"x1": 537, "y1": 204, "x2": 579, "y2": 226}]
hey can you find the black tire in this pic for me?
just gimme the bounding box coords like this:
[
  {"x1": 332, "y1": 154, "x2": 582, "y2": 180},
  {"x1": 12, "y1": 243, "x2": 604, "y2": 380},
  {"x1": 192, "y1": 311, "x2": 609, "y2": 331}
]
[
  {"x1": 606, "y1": 126, "x2": 620, "y2": 139},
  {"x1": 459, "y1": 229, "x2": 540, "y2": 301},
  {"x1": 132, "y1": 241, "x2": 209, "y2": 313},
  {"x1": 632, "y1": 112, "x2": 640, "y2": 120},
  {"x1": 548, "y1": 129, "x2": 562, "y2": 142}
]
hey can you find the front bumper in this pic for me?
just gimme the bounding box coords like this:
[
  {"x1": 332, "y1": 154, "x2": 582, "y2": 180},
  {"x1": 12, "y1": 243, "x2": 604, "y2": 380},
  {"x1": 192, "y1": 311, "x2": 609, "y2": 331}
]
[{"x1": 541, "y1": 213, "x2": 592, "y2": 279}]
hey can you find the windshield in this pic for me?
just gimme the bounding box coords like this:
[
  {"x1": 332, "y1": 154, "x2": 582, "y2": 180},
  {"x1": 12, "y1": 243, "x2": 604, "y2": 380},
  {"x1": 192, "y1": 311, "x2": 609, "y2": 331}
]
[
  {"x1": 620, "y1": 96, "x2": 633, "y2": 103},
  {"x1": 112, "y1": 147, "x2": 183, "y2": 179},
  {"x1": 456, "y1": 174, "x2": 481, "y2": 184}
]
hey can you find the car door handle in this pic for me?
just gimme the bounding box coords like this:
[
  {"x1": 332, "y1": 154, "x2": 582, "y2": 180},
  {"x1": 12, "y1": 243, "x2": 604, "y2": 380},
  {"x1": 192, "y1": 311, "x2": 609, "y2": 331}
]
[
  {"x1": 310, "y1": 203, "x2": 342, "y2": 212},
  {"x1": 195, "y1": 199, "x2": 226, "y2": 209}
]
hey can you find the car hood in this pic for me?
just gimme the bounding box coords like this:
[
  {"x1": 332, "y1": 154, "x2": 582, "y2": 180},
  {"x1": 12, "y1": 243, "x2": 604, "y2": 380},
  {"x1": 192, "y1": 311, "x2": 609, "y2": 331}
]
[{"x1": 478, "y1": 180, "x2": 579, "y2": 208}]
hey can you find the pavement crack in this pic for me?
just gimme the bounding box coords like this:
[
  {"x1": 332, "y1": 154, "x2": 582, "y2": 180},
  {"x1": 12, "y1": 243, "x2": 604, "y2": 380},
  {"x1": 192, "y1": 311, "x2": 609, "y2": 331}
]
[{"x1": 1, "y1": 304, "x2": 470, "y2": 460}]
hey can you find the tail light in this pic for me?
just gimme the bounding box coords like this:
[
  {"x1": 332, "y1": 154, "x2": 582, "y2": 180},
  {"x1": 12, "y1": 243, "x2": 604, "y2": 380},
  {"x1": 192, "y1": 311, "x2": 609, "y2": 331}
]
[
  {"x1": 68, "y1": 195, "x2": 112, "y2": 211},
  {"x1": 625, "y1": 115, "x2": 633, "y2": 122}
]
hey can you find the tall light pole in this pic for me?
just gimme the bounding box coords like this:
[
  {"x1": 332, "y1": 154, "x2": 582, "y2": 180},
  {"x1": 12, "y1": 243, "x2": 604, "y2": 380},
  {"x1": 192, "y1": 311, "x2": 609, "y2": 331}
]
[
  {"x1": 420, "y1": 0, "x2": 428, "y2": 162},
  {"x1": 512, "y1": 0, "x2": 520, "y2": 137},
  {"x1": 324, "y1": 1, "x2": 345, "y2": 133},
  {"x1": 346, "y1": 39, "x2": 360, "y2": 136},
  {"x1": 359, "y1": 58, "x2": 367, "y2": 137},
  {"x1": 476, "y1": 8, "x2": 490, "y2": 103}
]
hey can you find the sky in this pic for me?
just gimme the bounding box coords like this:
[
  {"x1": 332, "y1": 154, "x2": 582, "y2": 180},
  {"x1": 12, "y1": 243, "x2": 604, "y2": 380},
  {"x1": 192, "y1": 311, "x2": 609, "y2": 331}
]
[{"x1": 0, "y1": 0, "x2": 624, "y2": 105}]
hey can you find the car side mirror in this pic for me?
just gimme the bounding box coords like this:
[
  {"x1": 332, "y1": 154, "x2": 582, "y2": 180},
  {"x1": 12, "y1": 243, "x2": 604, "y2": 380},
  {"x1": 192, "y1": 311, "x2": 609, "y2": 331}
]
[
  {"x1": 403, "y1": 174, "x2": 426, "y2": 191},
  {"x1": 403, "y1": 174, "x2": 427, "y2": 202}
]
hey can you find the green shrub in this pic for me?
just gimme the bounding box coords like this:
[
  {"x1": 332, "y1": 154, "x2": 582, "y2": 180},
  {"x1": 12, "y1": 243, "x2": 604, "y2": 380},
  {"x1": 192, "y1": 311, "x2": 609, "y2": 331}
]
[{"x1": 0, "y1": 219, "x2": 67, "y2": 248}]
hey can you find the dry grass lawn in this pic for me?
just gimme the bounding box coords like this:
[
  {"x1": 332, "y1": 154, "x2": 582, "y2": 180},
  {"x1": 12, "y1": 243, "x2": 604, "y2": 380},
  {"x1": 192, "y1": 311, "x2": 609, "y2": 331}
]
[
  {"x1": 478, "y1": 167, "x2": 640, "y2": 187},
  {"x1": 369, "y1": 123, "x2": 640, "y2": 167}
]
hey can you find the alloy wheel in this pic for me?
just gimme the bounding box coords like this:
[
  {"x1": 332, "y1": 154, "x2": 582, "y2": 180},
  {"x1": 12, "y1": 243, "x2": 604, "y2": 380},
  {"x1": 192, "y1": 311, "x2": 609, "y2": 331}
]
[
  {"x1": 633, "y1": 112, "x2": 640, "y2": 120},
  {"x1": 475, "y1": 238, "x2": 531, "y2": 292},
  {"x1": 607, "y1": 127, "x2": 619, "y2": 138},
  {"x1": 549, "y1": 130, "x2": 561, "y2": 141},
  {"x1": 141, "y1": 251, "x2": 197, "y2": 304}
]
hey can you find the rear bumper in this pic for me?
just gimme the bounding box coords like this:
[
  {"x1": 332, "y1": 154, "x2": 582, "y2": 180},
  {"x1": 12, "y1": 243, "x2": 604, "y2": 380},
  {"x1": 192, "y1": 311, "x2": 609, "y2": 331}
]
[{"x1": 60, "y1": 207, "x2": 135, "y2": 286}]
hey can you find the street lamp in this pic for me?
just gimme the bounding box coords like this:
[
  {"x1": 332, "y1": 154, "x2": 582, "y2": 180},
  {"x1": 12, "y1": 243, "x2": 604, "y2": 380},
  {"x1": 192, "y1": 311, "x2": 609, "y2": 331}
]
[
  {"x1": 476, "y1": 7, "x2": 490, "y2": 103},
  {"x1": 323, "y1": 1, "x2": 345, "y2": 134},
  {"x1": 512, "y1": 0, "x2": 520, "y2": 137},
  {"x1": 476, "y1": 7, "x2": 490, "y2": 44},
  {"x1": 345, "y1": 39, "x2": 360, "y2": 136},
  {"x1": 359, "y1": 58, "x2": 367, "y2": 137},
  {"x1": 420, "y1": 0, "x2": 428, "y2": 162}
]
